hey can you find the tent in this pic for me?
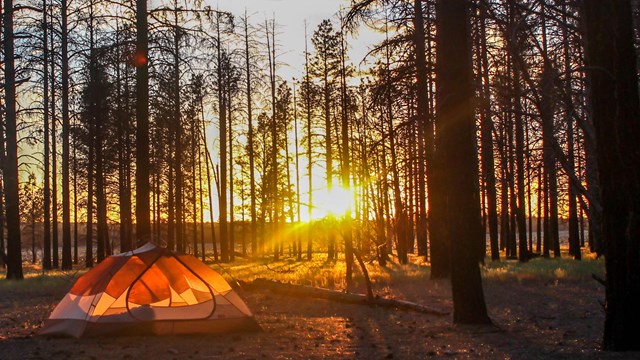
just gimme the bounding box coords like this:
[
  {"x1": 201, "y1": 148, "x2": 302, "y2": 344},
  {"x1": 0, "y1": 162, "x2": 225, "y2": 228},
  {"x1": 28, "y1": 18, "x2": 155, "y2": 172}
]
[{"x1": 40, "y1": 243, "x2": 260, "y2": 337}]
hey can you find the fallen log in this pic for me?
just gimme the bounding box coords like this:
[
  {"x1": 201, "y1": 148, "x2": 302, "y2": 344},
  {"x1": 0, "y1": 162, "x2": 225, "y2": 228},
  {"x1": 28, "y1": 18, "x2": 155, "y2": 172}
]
[{"x1": 237, "y1": 278, "x2": 450, "y2": 316}]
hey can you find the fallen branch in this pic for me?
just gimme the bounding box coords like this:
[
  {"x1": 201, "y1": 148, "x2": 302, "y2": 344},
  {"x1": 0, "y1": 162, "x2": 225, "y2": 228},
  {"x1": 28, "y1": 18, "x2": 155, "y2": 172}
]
[
  {"x1": 592, "y1": 273, "x2": 606, "y2": 287},
  {"x1": 353, "y1": 250, "x2": 374, "y2": 302},
  {"x1": 239, "y1": 278, "x2": 450, "y2": 316}
]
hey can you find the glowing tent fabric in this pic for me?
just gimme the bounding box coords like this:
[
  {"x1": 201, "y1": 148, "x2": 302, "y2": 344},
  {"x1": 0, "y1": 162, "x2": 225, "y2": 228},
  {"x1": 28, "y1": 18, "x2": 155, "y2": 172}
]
[{"x1": 40, "y1": 243, "x2": 260, "y2": 337}]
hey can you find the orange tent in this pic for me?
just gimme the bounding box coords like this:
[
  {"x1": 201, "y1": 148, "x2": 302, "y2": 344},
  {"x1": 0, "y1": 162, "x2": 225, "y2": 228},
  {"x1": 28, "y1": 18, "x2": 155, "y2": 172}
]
[{"x1": 40, "y1": 243, "x2": 260, "y2": 337}]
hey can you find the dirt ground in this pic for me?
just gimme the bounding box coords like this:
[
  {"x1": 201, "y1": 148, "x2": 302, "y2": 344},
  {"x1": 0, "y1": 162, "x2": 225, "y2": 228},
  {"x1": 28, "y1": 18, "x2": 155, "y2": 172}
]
[{"x1": 1, "y1": 269, "x2": 636, "y2": 360}]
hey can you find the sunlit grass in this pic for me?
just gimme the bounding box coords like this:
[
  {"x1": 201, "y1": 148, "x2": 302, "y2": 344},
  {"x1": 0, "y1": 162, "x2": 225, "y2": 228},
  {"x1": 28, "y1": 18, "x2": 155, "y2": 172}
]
[
  {"x1": 482, "y1": 255, "x2": 604, "y2": 282},
  {"x1": 0, "y1": 264, "x2": 82, "y2": 293},
  {"x1": 0, "y1": 248, "x2": 605, "y2": 296},
  {"x1": 213, "y1": 253, "x2": 432, "y2": 291},
  {"x1": 217, "y1": 250, "x2": 604, "y2": 290}
]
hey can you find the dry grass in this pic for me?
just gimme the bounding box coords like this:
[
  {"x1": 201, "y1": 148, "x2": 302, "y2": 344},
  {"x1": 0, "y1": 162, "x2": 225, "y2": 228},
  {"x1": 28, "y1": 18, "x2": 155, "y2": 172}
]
[
  {"x1": 212, "y1": 253, "x2": 433, "y2": 291},
  {"x1": 483, "y1": 251, "x2": 604, "y2": 282},
  {"x1": 2, "y1": 249, "x2": 604, "y2": 294}
]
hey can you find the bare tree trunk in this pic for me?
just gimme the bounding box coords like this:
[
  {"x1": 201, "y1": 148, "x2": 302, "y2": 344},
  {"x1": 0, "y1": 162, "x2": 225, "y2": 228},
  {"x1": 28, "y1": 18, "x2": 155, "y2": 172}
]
[
  {"x1": 86, "y1": 122, "x2": 94, "y2": 267},
  {"x1": 563, "y1": 0, "x2": 581, "y2": 260},
  {"x1": 115, "y1": 24, "x2": 131, "y2": 253},
  {"x1": 244, "y1": 13, "x2": 257, "y2": 257},
  {"x1": 217, "y1": 16, "x2": 229, "y2": 262},
  {"x1": 293, "y1": 84, "x2": 303, "y2": 261},
  {"x1": 198, "y1": 125, "x2": 205, "y2": 261},
  {"x1": 478, "y1": 1, "x2": 499, "y2": 261},
  {"x1": 304, "y1": 24, "x2": 314, "y2": 260},
  {"x1": 536, "y1": 165, "x2": 542, "y2": 253},
  {"x1": 168, "y1": 149, "x2": 175, "y2": 250},
  {"x1": 338, "y1": 20, "x2": 355, "y2": 281},
  {"x1": 513, "y1": 69, "x2": 528, "y2": 262},
  {"x1": 51, "y1": 6, "x2": 59, "y2": 267},
  {"x1": 266, "y1": 19, "x2": 280, "y2": 261},
  {"x1": 73, "y1": 129, "x2": 78, "y2": 262},
  {"x1": 3, "y1": 0, "x2": 24, "y2": 279},
  {"x1": 42, "y1": 0, "x2": 52, "y2": 270},
  {"x1": 135, "y1": 0, "x2": 151, "y2": 245},
  {"x1": 435, "y1": 0, "x2": 490, "y2": 324},
  {"x1": 507, "y1": 107, "x2": 517, "y2": 259},
  {"x1": 202, "y1": 111, "x2": 218, "y2": 261},
  {"x1": 0, "y1": 124, "x2": 5, "y2": 269},
  {"x1": 60, "y1": 0, "x2": 72, "y2": 270},
  {"x1": 540, "y1": 63, "x2": 559, "y2": 258},
  {"x1": 540, "y1": 13, "x2": 561, "y2": 258},
  {"x1": 228, "y1": 87, "x2": 235, "y2": 261},
  {"x1": 173, "y1": 17, "x2": 184, "y2": 253},
  {"x1": 192, "y1": 109, "x2": 198, "y2": 257},
  {"x1": 413, "y1": 0, "x2": 429, "y2": 259},
  {"x1": 582, "y1": 0, "x2": 640, "y2": 350}
]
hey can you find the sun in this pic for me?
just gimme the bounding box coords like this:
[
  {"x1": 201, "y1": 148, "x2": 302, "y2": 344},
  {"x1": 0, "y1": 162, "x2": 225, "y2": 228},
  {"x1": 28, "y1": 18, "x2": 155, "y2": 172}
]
[{"x1": 311, "y1": 186, "x2": 354, "y2": 220}]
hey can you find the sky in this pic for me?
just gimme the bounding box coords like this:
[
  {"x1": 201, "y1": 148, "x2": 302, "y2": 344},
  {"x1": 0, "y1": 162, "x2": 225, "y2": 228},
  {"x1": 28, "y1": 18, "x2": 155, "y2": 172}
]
[
  {"x1": 210, "y1": 0, "x2": 383, "y2": 80},
  {"x1": 26, "y1": 0, "x2": 386, "y2": 222},
  {"x1": 186, "y1": 0, "x2": 385, "y2": 220}
]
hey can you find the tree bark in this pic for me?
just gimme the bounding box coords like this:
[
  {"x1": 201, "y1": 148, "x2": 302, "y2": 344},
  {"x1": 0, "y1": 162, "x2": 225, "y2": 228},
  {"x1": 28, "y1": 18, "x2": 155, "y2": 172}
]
[
  {"x1": 42, "y1": 0, "x2": 52, "y2": 270},
  {"x1": 217, "y1": 16, "x2": 229, "y2": 262},
  {"x1": 244, "y1": 13, "x2": 257, "y2": 257},
  {"x1": 135, "y1": 0, "x2": 151, "y2": 245},
  {"x1": 435, "y1": 0, "x2": 490, "y2": 324},
  {"x1": 582, "y1": 0, "x2": 640, "y2": 350},
  {"x1": 3, "y1": 0, "x2": 24, "y2": 280},
  {"x1": 478, "y1": 1, "x2": 499, "y2": 262},
  {"x1": 60, "y1": 0, "x2": 72, "y2": 270},
  {"x1": 413, "y1": 0, "x2": 429, "y2": 259}
]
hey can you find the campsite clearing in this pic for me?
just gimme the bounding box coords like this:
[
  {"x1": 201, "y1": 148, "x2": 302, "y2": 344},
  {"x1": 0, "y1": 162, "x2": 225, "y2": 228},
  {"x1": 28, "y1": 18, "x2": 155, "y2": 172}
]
[{"x1": 1, "y1": 256, "x2": 635, "y2": 359}]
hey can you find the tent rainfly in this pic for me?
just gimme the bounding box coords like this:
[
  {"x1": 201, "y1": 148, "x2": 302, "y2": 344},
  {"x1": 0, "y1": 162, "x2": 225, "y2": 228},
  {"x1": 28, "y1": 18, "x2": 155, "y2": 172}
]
[{"x1": 40, "y1": 243, "x2": 260, "y2": 337}]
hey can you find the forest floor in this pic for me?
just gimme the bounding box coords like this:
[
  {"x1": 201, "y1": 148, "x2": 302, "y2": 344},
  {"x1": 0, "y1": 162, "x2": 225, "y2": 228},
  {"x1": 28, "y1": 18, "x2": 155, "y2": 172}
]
[{"x1": 0, "y1": 252, "x2": 637, "y2": 359}]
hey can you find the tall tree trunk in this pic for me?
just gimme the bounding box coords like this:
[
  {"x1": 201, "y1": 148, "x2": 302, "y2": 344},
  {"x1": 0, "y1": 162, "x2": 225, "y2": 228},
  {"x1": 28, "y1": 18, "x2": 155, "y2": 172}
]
[
  {"x1": 244, "y1": 13, "x2": 257, "y2": 257},
  {"x1": 192, "y1": 109, "x2": 198, "y2": 257},
  {"x1": 228, "y1": 87, "x2": 235, "y2": 261},
  {"x1": 500, "y1": 143, "x2": 510, "y2": 253},
  {"x1": 507, "y1": 107, "x2": 517, "y2": 259},
  {"x1": 135, "y1": 0, "x2": 151, "y2": 245},
  {"x1": 198, "y1": 138, "x2": 206, "y2": 261},
  {"x1": 117, "y1": 38, "x2": 132, "y2": 253},
  {"x1": 540, "y1": 13, "x2": 561, "y2": 258},
  {"x1": 413, "y1": 0, "x2": 429, "y2": 259},
  {"x1": 217, "y1": 16, "x2": 229, "y2": 262},
  {"x1": 96, "y1": 115, "x2": 107, "y2": 262},
  {"x1": 124, "y1": 70, "x2": 133, "y2": 248},
  {"x1": 0, "y1": 127, "x2": 5, "y2": 269},
  {"x1": 513, "y1": 68, "x2": 528, "y2": 262},
  {"x1": 60, "y1": 0, "x2": 72, "y2": 270},
  {"x1": 564, "y1": 0, "x2": 581, "y2": 260},
  {"x1": 540, "y1": 63, "x2": 559, "y2": 258},
  {"x1": 583, "y1": 0, "x2": 640, "y2": 350},
  {"x1": 202, "y1": 113, "x2": 218, "y2": 262},
  {"x1": 478, "y1": 1, "x2": 499, "y2": 261},
  {"x1": 3, "y1": 0, "x2": 24, "y2": 279},
  {"x1": 167, "y1": 148, "x2": 175, "y2": 250},
  {"x1": 427, "y1": 0, "x2": 449, "y2": 278},
  {"x1": 42, "y1": 0, "x2": 52, "y2": 270},
  {"x1": 51, "y1": 8, "x2": 59, "y2": 268},
  {"x1": 536, "y1": 164, "x2": 542, "y2": 253},
  {"x1": 173, "y1": 21, "x2": 184, "y2": 254},
  {"x1": 73, "y1": 124, "x2": 78, "y2": 263},
  {"x1": 304, "y1": 24, "x2": 314, "y2": 260},
  {"x1": 435, "y1": 0, "x2": 490, "y2": 323},
  {"x1": 266, "y1": 20, "x2": 280, "y2": 261},
  {"x1": 86, "y1": 121, "x2": 94, "y2": 267},
  {"x1": 338, "y1": 22, "x2": 355, "y2": 281},
  {"x1": 293, "y1": 84, "x2": 302, "y2": 261}
]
